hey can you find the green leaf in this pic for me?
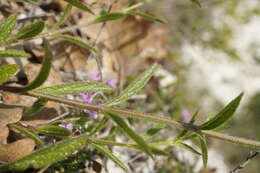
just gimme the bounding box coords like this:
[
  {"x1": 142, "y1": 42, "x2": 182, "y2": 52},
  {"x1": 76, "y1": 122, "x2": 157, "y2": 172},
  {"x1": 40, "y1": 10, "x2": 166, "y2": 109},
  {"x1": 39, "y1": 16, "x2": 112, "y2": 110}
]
[
  {"x1": 50, "y1": 4, "x2": 72, "y2": 30},
  {"x1": 173, "y1": 110, "x2": 199, "y2": 142},
  {"x1": 143, "y1": 124, "x2": 166, "y2": 140},
  {"x1": 64, "y1": 0, "x2": 94, "y2": 14},
  {"x1": 149, "y1": 147, "x2": 168, "y2": 156},
  {"x1": 0, "y1": 16, "x2": 16, "y2": 44},
  {"x1": 126, "y1": 11, "x2": 165, "y2": 24},
  {"x1": 197, "y1": 134, "x2": 208, "y2": 167},
  {"x1": 0, "y1": 64, "x2": 19, "y2": 83},
  {"x1": 21, "y1": 39, "x2": 52, "y2": 92},
  {"x1": 11, "y1": 21, "x2": 44, "y2": 41},
  {"x1": 23, "y1": 98, "x2": 48, "y2": 117},
  {"x1": 199, "y1": 93, "x2": 243, "y2": 130},
  {"x1": 92, "y1": 12, "x2": 125, "y2": 24},
  {"x1": 173, "y1": 129, "x2": 189, "y2": 142},
  {"x1": 107, "y1": 112, "x2": 153, "y2": 157},
  {"x1": 0, "y1": 49, "x2": 30, "y2": 58},
  {"x1": 34, "y1": 82, "x2": 113, "y2": 95},
  {"x1": 53, "y1": 34, "x2": 97, "y2": 53},
  {"x1": 9, "y1": 124, "x2": 45, "y2": 147},
  {"x1": 190, "y1": 110, "x2": 199, "y2": 124},
  {"x1": 0, "y1": 135, "x2": 88, "y2": 171},
  {"x1": 191, "y1": 0, "x2": 201, "y2": 7},
  {"x1": 21, "y1": 0, "x2": 38, "y2": 4},
  {"x1": 105, "y1": 63, "x2": 157, "y2": 106},
  {"x1": 90, "y1": 143, "x2": 129, "y2": 173},
  {"x1": 36, "y1": 125, "x2": 71, "y2": 137},
  {"x1": 176, "y1": 142, "x2": 201, "y2": 155}
]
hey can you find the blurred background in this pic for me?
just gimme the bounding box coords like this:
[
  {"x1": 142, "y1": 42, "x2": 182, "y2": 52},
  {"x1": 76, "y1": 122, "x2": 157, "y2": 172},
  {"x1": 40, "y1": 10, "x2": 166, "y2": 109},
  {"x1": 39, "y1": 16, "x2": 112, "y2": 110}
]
[{"x1": 147, "y1": 0, "x2": 260, "y2": 172}]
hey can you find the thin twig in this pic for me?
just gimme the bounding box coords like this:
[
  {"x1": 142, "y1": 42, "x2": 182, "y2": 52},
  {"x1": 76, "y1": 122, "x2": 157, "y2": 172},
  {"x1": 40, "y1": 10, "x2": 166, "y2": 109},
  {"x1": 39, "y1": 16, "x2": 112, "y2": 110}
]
[{"x1": 230, "y1": 151, "x2": 259, "y2": 173}]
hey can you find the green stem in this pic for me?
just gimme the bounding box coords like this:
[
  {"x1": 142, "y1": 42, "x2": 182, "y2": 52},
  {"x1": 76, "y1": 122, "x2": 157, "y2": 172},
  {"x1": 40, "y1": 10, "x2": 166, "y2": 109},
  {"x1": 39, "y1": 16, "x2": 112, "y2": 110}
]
[{"x1": 25, "y1": 91, "x2": 260, "y2": 148}]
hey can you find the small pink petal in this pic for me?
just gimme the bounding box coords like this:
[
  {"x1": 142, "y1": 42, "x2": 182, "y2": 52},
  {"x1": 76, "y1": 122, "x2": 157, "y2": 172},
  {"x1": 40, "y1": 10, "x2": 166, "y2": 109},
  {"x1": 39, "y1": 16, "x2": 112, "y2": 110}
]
[
  {"x1": 181, "y1": 109, "x2": 191, "y2": 123},
  {"x1": 106, "y1": 79, "x2": 116, "y2": 89}
]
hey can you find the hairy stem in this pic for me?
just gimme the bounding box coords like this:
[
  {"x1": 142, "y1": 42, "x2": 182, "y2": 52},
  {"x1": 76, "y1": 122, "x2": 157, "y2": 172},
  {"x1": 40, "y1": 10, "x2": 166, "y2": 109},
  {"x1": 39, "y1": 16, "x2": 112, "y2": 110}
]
[{"x1": 25, "y1": 91, "x2": 260, "y2": 148}]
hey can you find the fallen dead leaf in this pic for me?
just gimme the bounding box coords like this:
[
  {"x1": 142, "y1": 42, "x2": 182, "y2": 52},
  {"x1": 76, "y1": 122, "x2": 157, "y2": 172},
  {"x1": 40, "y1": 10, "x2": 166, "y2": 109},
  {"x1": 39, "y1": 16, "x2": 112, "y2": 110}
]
[
  {"x1": 0, "y1": 107, "x2": 23, "y2": 127},
  {"x1": 0, "y1": 126, "x2": 9, "y2": 144},
  {"x1": 0, "y1": 138, "x2": 35, "y2": 163}
]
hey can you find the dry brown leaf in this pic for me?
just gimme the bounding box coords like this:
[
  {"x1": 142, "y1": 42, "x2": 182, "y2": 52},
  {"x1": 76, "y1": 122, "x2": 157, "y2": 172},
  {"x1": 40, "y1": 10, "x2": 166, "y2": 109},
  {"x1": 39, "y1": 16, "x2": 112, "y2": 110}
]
[
  {"x1": 0, "y1": 107, "x2": 23, "y2": 127},
  {"x1": 21, "y1": 107, "x2": 59, "y2": 125},
  {"x1": 0, "y1": 126, "x2": 9, "y2": 144},
  {"x1": 0, "y1": 138, "x2": 35, "y2": 163}
]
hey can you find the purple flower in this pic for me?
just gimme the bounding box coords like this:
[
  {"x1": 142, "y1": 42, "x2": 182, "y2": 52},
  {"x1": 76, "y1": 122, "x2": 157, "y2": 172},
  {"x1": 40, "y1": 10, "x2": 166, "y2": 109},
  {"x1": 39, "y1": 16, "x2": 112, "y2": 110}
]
[
  {"x1": 181, "y1": 109, "x2": 191, "y2": 123},
  {"x1": 83, "y1": 109, "x2": 98, "y2": 119},
  {"x1": 81, "y1": 93, "x2": 94, "y2": 103},
  {"x1": 59, "y1": 121, "x2": 73, "y2": 132},
  {"x1": 88, "y1": 73, "x2": 101, "y2": 82},
  {"x1": 81, "y1": 73, "x2": 117, "y2": 119},
  {"x1": 106, "y1": 79, "x2": 116, "y2": 89}
]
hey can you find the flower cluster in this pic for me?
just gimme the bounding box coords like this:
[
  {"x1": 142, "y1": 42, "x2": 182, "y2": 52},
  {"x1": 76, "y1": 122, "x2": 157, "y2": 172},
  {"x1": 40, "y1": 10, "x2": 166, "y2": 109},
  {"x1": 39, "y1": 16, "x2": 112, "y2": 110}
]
[{"x1": 81, "y1": 73, "x2": 116, "y2": 119}]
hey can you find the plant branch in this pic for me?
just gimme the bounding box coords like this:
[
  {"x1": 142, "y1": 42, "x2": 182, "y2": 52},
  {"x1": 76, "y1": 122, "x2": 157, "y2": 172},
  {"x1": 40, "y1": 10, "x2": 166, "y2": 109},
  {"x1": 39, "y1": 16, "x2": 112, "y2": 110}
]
[{"x1": 23, "y1": 91, "x2": 260, "y2": 148}]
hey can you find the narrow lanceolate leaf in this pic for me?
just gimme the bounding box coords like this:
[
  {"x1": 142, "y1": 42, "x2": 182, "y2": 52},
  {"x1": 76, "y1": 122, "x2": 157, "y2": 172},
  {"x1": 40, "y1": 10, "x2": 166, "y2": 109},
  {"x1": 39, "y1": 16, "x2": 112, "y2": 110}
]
[
  {"x1": 143, "y1": 124, "x2": 166, "y2": 140},
  {"x1": 0, "y1": 49, "x2": 30, "y2": 58},
  {"x1": 34, "y1": 82, "x2": 113, "y2": 95},
  {"x1": 197, "y1": 134, "x2": 208, "y2": 167},
  {"x1": 50, "y1": 4, "x2": 72, "y2": 30},
  {"x1": 176, "y1": 142, "x2": 201, "y2": 155},
  {"x1": 9, "y1": 124, "x2": 44, "y2": 147},
  {"x1": 199, "y1": 93, "x2": 243, "y2": 130},
  {"x1": 0, "y1": 16, "x2": 16, "y2": 44},
  {"x1": 105, "y1": 63, "x2": 157, "y2": 106},
  {"x1": 22, "y1": 0, "x2": 38, "y2": 4},
  {"x1": 0, "y1": 135, "x2": 88, "y2": 171},
  {"x1": 191, "y1": 0, "x2": 201, "y2": 7},
  {"x1": 36, "y1": 125, "x2": 71, "y2": 137},
  {"x1": 107, "y1": 112, "x2": 153, "y2": 157},
  {"x1": 64, "y1": 0, "x2": 94, "y2": 14},
  {"x1": 21, "y1": 39, "x2": 52, "y2": 92},
  {"x1": 92, "y1": 12, "x2": 125, "y2": 24},
  {"x1": 0, "y1": 64, "x2": 19, "y2": 83},
  {"x1": 11, "y1": 21, "x2": 44, "y2": 41},
  {"x1": 53, "y1": 34, "x2": 97, "y2": 53},
  {"x1": 90, "y1": 143, "x2": 129, "y2": 173},
  {"x1": 127, "y1": 11, "x2": 165, "y2": 24},
  {"x1": 23, "y1": 98, "x2": 48, "y2": 117}
]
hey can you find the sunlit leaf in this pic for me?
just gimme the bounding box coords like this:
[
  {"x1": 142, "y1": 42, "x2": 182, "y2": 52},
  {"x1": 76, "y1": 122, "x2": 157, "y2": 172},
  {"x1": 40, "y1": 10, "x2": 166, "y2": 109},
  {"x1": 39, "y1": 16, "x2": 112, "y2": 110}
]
[
  {"x1": 0, "y1": 16, "x2": 16, "y2": 44},
  {"x1": 176, "y1": 142, "x2": 201, "y2": 155},
  {"x1": 0, "y1": 136, "x2": 88, "y2": 171},
  {"x1": 64, "y1": 0, "x2": 94, "y2": 14},
  {"x1": 105, "y1": 63, "x2": 157, "y2": 106},
  {"x1": 53, "y1": 34, "x2": 97, "y2": 53},
  {"x1": 197, "y1": 134, "x2": 208, "y2": 167},
  {"x1": 92, "y1": 12, "x2": 125, "y2": 24},
  {"x1": 0, "y1": 64, "x2": 19, "y2": 83},
  {"x1": 127, "y1": 11, "x2": 165, "y2": 24},
  {"x1": 0, "y1": 49, "x2": 30, "y2": 58},
  {"x1": 9, "y1": 124, "x2": 44, "y2": 147},
  {"x1": 21, "y1": 39, "x2": 52, "y2": 92},
  {"x1": 34, "y1": 82, "x2": 113, "y2": 95},
  {"x1": 107, "y1": 112, "x2": 153, "y2": 157},
  {"x1": 21, "y1": 0, "x2": 38, "y2": 4},
  {"x1": 50, "y1": 4, "x2": 72, "y2": 30},
  {"x1": 36, "y1": 125, "x2": 71, "y2": 137},
  {"x1": 23, "y1": 98, "x2": 48, "y2": 117},
  {"x1": 11, "y1": 21, "x2": 44, "y2": 41},
  {"x1": 199, "y1": 93, "x2": 243, "y2": 130},
  {"x1": 90, "y1": 143, "x2": 129, "y2": 173}
]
